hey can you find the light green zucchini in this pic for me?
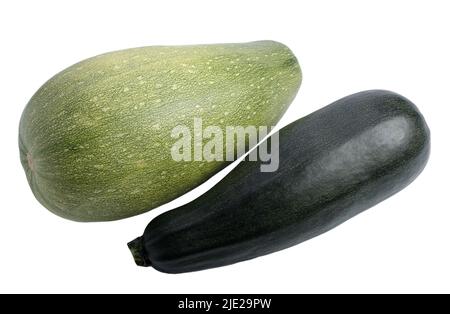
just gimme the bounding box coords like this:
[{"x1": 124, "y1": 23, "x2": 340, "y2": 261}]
[{"x1": 19, "y1": 41, "x2": 301, "y2": 221}]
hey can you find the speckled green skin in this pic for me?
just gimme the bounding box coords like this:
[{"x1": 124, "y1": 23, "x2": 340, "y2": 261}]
[{"x1": 19, "y1": 41, "x2": 301, "y2": 222}]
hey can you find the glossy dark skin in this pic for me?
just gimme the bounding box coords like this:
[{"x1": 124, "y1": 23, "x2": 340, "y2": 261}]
[{"x1": 129, "y1": 90, "x2": 430, "y2": 273}]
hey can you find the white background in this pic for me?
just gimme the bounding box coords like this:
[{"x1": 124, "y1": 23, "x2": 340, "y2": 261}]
[{"x1": 1, "y1": 0, "x2": 449, "y2": 294}]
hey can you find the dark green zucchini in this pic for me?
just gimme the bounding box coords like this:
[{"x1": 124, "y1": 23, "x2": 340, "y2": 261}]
[{"x1": 128, "y1": 90, "x2": 430, "y2": 273}]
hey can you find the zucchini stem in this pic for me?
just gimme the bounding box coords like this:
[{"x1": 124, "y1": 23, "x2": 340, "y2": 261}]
[{"x1": 127, "y1": 237, "x2": 151, "y2": 267}]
